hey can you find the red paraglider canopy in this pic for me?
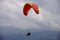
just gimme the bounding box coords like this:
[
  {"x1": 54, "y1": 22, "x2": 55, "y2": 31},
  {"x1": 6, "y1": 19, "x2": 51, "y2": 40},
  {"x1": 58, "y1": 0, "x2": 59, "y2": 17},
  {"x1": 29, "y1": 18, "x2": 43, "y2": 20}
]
[{"x1": 23, "y1": 2, "x2": 39, "y2": 16}]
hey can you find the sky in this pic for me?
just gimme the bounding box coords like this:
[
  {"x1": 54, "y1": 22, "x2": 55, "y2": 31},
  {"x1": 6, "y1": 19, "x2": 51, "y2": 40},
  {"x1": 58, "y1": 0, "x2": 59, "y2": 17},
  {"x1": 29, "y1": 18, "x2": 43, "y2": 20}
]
[
  {"x1": 0, "y1": 0, "x2": 60, "y2": 40},
  {"x1": 0, "y1": 0, "x2": 60, "y2": 39}
]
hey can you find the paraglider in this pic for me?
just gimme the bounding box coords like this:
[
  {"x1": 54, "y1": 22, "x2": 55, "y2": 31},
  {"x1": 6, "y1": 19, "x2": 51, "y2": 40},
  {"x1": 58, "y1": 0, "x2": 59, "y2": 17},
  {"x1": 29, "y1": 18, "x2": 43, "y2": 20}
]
[
  {"x1": 26, "y1": 32, "x2": 31, "y2": 40},
  {"x1": 26, "y1": 32, "x2": 31, "y2": 36},
  {"x1": 23, "y1": 2, "x2": 39, "y2": 40},
  {"x1": 23, "y1": 2, "x2": 39, "y2": 16}
]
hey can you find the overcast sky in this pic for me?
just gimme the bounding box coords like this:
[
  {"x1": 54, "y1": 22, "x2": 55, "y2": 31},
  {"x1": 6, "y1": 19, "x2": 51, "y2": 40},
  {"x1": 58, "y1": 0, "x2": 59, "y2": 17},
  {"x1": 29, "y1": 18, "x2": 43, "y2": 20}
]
[{"x1": 0, "y1": 0, "x2": 60, "y2": 34}]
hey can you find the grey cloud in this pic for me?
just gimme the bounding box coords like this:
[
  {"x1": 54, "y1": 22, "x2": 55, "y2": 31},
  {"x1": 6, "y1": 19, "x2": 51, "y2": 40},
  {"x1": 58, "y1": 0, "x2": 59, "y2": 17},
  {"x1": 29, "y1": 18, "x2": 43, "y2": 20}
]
[{"x1": 0, "y1": 0, "x2": 60, "y2": 31}]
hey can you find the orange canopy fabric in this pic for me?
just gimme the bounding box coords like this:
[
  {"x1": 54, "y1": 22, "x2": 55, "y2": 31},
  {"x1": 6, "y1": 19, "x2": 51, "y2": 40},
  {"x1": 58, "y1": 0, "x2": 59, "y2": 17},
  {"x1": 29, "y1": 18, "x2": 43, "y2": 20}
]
[{"x1": 32, "y1": 3, "x2": 39, "y2": 14}]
